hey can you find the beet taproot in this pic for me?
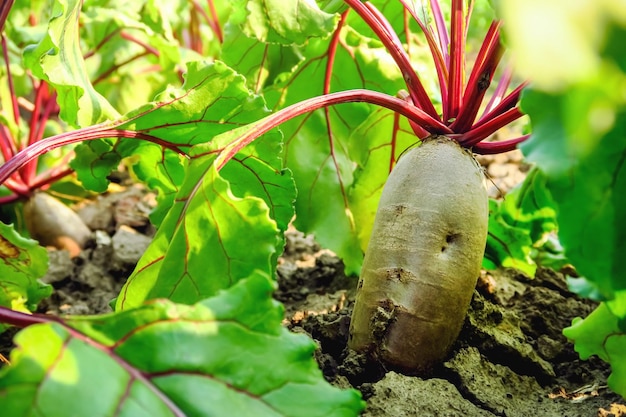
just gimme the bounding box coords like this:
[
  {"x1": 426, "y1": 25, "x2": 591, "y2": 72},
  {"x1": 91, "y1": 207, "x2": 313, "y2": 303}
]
[{"x1": 348, "y1": 136, "x2": 488, "y2": 373}]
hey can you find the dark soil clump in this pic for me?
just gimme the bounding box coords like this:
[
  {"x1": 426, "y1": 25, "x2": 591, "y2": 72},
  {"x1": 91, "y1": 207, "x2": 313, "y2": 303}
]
[{"x1": 279, "y1": 230, "x2": 625, "y2": 416}]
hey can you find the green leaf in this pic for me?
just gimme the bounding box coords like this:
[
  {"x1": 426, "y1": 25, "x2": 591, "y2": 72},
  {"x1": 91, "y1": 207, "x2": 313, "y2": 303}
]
[
  {"x1": 265, "y1": 28, "x2": 405, "y2": 275},
  {"x1": 345, "y1": 1, "x2": 407, "y2": 44},
  {"x1": 0, "y1": 222, "x2": 51, "y2": 315},
  {"x1": 511, "y1": 8, "x2": 626, "y2": 399},
  {"x1": 348, "y1": 108, "x2": 417, "y2": 251},
  {"x1": 563, "y1": 302, "x2": 626, "y2": 398},
  {"x1": 70, "y1": 139, "x2": 124, "y2": 193},
  {"x1": 521, "y1": 81, "x2": 626, "y2": 298},
  {"x1": 0, "y1": 273, "x2": 365, "y2": 416},
  {"x1": 499, "y1": 168, "x2": 557, "y2": 243},
  {"x1": 116, "y1": 129, "x2": 295, "y2": 310},
  {"x1": 230, "y1": 0, "x2": 338, "y2": 45},
  {"x1": 221, "y1": 22, "x2": 303, "y2": 92},
  {"x1": 128, "y1": 144, "x2": 188, "y2": 227},
  {"x1": 72, "y1": 60, "x2": 271, "y2": 210},
  {"x1": 217, "y1": 128, "x2": 296, "y2": 230},
  {"x1": 22, "y1": 0, "x2": 119, "y2": 127},
  {"x1": 484, "y1": 199, "x2": 536, "y2": 277},
  {"x1": 501, "y1": 0, "x2": 611, "y2": 91},
  {"x1": 482, "y1": 168, "x2": 563, "y2": 275},
  {"x1": 79, "y1": 0, "x2": 183, "y2": 114}
]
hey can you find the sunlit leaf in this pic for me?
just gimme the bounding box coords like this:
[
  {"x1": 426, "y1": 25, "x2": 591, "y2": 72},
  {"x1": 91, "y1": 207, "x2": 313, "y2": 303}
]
[
  {"x1": 72, "y1": 60, "x2": 271, "y2": 217},
  {"x1": 564, "y1": 302, "x2": 626, "y2": 398},
  {"x1": 221, "y1": 22, "x2": 302, "y2": 93},
  {"x1": 348, "y1": 108, "x2": 417, "y2": 251},
  {"x1": 0, "y1": 222, "x2": 51, "y2": 316},
  {"x1": 80, "y1": 0, "x2": 183, "y2": 113},
  {"x1": 521, "y1": 85, "x2": 626, "y2": 299},
  {"x1": 500, "y1": 0, "x2": 616, "y2": 91},
  {"x1": 116, "y1": 130, "x2": 295, "y2": 310},
  {"x1": 499, "y1": 168, "x2": 557, "y2": 243},
  {"x1": 265, "y1": 28, "x2": 406, "y2": 274},
  {"x1": 483, "y1": 199, "x2": 536, "y2": 277},
  {"x1": 22, "y1": 0, "x2": 119, "y2": 127},
  {"x1": 0, "y1": 273, "x2": 365, "y2": 416},
  {"x1": 230, "y1": 0, "x2": 338, "y2": 45}
]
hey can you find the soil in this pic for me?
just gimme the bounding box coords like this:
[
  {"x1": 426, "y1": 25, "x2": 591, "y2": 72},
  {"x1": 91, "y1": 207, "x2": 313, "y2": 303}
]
[
  {"x1": 1, "y1": 152, "x2": 625, "y2": 416},
  {"x1": 278, "y1": 231, "x2": 626, "y2": 417}
]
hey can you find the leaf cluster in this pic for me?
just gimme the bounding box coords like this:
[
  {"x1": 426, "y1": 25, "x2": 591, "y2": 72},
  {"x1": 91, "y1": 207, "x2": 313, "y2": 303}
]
[{"x1": 502, "y1": 0, "x2": 626, "y2": 398}]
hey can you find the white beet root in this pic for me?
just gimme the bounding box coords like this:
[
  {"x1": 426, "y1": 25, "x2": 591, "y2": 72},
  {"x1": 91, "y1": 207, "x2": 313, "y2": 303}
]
[{"x1": 348, "y1": 136, "x2": 489, "y2": 373}]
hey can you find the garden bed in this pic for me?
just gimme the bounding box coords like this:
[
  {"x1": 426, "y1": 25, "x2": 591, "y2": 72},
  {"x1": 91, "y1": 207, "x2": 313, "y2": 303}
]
[{"x1": 1, "y1": 154, "x2": 623, "y2": 416}]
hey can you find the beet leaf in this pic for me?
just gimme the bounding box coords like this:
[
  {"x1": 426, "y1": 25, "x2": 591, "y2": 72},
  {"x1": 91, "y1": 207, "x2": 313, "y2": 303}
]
[
  {"x1": 0, "y1": 222, "x2": 50, "y2": 322},
  {"x1": 0, "y1": 273, "x2": 364, "y2": 416},
  {"x1": 503, "y1": 0, "x2": 626, "y2": 397}
]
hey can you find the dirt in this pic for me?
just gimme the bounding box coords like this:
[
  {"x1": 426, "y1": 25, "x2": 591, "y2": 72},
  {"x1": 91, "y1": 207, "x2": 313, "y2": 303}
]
[
  {"x1": 278, "y1": 231, "x2": 626, "y2": 417},
  {"x1": 1, "y1": 153, "x2": 625, "y2": 416}
]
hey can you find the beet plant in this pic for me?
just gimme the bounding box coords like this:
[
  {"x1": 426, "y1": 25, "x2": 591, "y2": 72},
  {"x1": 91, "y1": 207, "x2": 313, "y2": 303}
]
[
  {"x1": 1, "y1": 0, "x2": 612, "y2": 414},
  {"x1": 0, "y1": 1, "x2": 93, "y2": 257}
]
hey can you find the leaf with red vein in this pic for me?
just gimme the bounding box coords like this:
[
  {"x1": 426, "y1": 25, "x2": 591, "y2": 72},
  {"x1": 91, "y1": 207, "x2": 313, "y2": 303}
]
[
  {"x1": 233, "y1": 0, "x2": 339, "y2": 45},
  {"x1": 0, "y1": 273, "x2": 364, "y2": 416},
  {"x1": 347, "y1": 107, "x2": 417, "y2": 251},
  {"x1": 22, "y1": 0, "x2": 119, "y2": 128},
  {"x1": 221, "y1": 23, "x2": 303, "y2": 93},
  {"x1": 72, "y1": 60, "x2": 273, "y2": 223},
  {"x1": 116, "y1": 128, "x2": 295, "y2": 310},
  {"x1": 262, "y1": 28, "x2": 406, "y2": 275},
  {"x1": 0, "y1": 222, "x2": 51, "y2": 327}
]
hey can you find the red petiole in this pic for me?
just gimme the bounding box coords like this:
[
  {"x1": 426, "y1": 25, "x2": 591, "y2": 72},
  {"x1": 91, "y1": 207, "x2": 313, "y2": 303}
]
[
  {"x1": 0, "y1": 0, "x2": 528, "y2": 208},
  {"x1": 344, "y1": 0, "x2": 438, "y2": 119}
]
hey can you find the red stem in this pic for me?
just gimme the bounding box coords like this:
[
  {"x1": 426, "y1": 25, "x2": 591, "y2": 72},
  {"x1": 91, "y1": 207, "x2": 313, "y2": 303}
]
[
  {"x1": 206, "y1": 0, "x2": 224, "y2": 43},
  {"x1": 0, "y1": 193, "x2": 20, "y2": 205},
  {"x1": 446, "y1": 0, "x2": 465, "y2": 122},
  {"x1": 0, "y1": 0, "x2": 14, "y2": 33},
  {"x1": 473, "y1": 135, "x2": 529, "y2": 154},
  {"x1": 403, "y1": 8, "x2": 412, "y2": 57},
  {"x1": 475, "y1": 83, "x2": 526, "y2": 127},
  {"x1": 215, "y1": 89, "x2": 452, "y2": 170},
  {"x1": 0, "y1": 118, "x2": 17, "y2": 161},
  {"x1": 3, "y1": 176, "x2": 30, "y2": 196},
  {"x1": 29, "y1": 166, "x2": 74, "y2": 191},
  {"x1": 21, "y1": 82, "x2": 52, "y2": 184},
  {"x1": 84, "y1": 28, "x2": 121, "y2": 59},
  {"x1": 398, "y1": 90, "x2": 430, "y2": 138},
  {"x1": 34, "y1": 89, "x2": 57, "y2": 146},
  {"x1": 400, "y1": 0, "x2": 449, "y2": 109},
  {"x1": 464, "y1": 0, "x2": 475, "y2": 40},
  {"x1": 0, "y1": 125, "x2": 187, "y2": 186},
  {"x1": 458, "y1": 107, "x2": 524, "y2": 146},
  {"x1": 345, "y1": 0, "x2": 439, "y2": 119},
  {"x1": 92, "y1": 51, "x2": 151, "y2": 85},
  {"x1": 26, "y1": 82, "x2": 47, "y2": 148},
  {"x1": 1, "y1": 34, "x2": 19, "y2": 127},
  {"x1": 188, "y1": 4, "x2": 202, "y2": 53},
  {"x1": 389, "y1": 112, "x2": 401, "y2": 173},
  {"x1": 430, "y1": 0, "x2": 450, "y2": 67},
  {"x1": 481, "y1": 65, "x2": 513, "y2": 118},
  {"x1": 0, "y1": 306, "x2": 59, "y2": 327},
  {"x1": 449, "y1": 21, "x2": 503, "y2": 132},
  {"x1": 320, "y1": 11, "x2": 354, "y2": 230},
  {"x1": 29, "y1": 148, "x2": 75, "y2": 191},
  {"x1": 120, "y1": 31, "x2": 160, "y2": 57},
  {"x1": 324, "y1": 11, "x2": 347, "y2": 95}
]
